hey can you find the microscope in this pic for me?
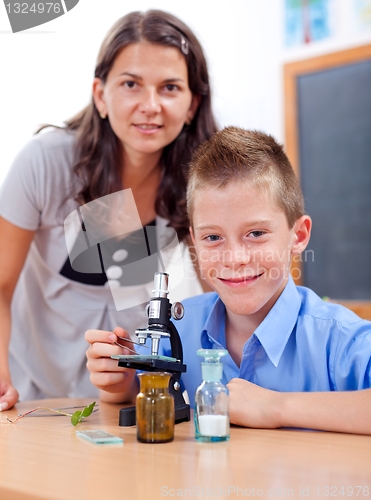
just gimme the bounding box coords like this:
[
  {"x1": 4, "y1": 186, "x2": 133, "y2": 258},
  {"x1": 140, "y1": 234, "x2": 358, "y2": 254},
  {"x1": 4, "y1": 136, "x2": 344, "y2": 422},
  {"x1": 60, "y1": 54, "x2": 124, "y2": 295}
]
[{"x1": 113, "y1": 272, "x2": 191, "y2": 426}]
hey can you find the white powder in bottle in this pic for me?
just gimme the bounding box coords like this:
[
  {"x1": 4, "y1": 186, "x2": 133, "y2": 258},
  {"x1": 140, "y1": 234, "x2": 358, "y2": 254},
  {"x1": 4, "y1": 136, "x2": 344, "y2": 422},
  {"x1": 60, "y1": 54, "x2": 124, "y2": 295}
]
[{"x1": 198, "y1": 415, "x2": 228, "y2": 436}]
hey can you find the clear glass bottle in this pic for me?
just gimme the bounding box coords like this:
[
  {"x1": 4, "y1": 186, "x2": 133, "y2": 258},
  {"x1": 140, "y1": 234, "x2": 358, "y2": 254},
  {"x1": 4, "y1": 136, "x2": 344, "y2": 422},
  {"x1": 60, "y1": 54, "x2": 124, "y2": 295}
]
[
  {"x1": 136, "y1": 372, "x2": 174, "y2": 443},
  {"x1": 194, "y1": 349, "x2": 230, "y2": 442}
]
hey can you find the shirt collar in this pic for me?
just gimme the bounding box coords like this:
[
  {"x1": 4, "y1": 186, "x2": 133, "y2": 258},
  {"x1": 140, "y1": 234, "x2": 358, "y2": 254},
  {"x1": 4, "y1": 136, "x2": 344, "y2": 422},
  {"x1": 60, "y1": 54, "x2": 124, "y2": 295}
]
[
  {"x1": 201, "y1": 296, "x2": 226, "y2": 349},
  {"x1": 200, "y1": 276, "x2": 301, "y2": 368},
  {"x1": 254, "y1": 276, "x2": 301, "y2": 367}
]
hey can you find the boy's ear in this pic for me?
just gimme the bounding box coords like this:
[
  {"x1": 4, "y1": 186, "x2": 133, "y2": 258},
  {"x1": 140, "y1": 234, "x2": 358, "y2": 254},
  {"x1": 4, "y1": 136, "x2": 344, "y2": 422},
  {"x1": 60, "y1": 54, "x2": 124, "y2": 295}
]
[{"x1": 291, "y1": 215, "x2": 312, "y2": 255}]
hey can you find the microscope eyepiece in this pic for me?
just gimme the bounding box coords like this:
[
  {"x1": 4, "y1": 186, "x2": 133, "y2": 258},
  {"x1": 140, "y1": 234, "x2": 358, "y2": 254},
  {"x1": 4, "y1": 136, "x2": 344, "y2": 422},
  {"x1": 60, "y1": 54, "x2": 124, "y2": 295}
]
[{"x1": 152, "y1": 272, "x2": 169, "y2": 298}]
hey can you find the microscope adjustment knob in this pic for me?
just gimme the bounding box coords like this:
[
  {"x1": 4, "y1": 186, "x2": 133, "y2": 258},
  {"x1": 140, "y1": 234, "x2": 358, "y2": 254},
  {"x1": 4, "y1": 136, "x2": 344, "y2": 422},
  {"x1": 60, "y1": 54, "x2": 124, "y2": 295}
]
[
  {"x1": 145, "y1": 303, "x2": 150, "y2": 317},
  {"x1": 171, "y1": 302, "x2": 184, "y2": 320}
]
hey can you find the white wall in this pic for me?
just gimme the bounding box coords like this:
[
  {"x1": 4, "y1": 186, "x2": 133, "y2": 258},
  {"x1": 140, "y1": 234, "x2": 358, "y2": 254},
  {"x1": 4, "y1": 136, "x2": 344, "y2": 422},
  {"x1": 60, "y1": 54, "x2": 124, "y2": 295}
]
[{"x1": 0, "y1": 0, "x2": 370, "y2": 185}]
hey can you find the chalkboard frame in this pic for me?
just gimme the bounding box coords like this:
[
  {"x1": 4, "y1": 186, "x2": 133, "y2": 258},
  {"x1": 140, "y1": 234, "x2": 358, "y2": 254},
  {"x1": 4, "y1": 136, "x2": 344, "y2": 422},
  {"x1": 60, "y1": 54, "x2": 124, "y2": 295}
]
[{"x1": 284, "y1": 43, "x2": 371, "y2": 320}]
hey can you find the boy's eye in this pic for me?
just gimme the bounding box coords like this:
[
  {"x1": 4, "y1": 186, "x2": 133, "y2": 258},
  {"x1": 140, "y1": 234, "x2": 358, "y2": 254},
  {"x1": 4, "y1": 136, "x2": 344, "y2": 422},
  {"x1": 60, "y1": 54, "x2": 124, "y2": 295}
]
[
  {"x1": 248, "y1": 231, "x2": 265, "y2": 238},
  {"x1": 204, "y1": 234, "x2": 221, "y2": 242}
]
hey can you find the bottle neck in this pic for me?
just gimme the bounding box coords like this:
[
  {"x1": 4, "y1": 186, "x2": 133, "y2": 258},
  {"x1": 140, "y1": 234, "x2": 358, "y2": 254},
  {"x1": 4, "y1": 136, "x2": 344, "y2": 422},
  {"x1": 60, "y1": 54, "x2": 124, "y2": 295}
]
[
  {"x1": 201, "y1": 363, "x2": 223, "y2": 382},
  {"x1": 138, "y1": 372, "x2": 171, "y2": 392}
]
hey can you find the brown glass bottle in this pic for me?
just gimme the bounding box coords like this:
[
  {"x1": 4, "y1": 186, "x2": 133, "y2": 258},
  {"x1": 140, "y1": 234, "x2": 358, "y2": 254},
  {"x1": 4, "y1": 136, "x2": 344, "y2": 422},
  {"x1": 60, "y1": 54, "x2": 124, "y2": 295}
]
[{"x1": 136, "y1": 372, "x2": 175, "y2": 443}]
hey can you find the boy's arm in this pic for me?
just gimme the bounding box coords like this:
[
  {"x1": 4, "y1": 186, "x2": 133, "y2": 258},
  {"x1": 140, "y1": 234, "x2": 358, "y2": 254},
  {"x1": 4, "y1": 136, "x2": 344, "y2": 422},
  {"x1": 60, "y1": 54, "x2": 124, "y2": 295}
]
[
  {"x1": 227, "y1": 379, "x2": 371, "y2": 435},
  {"x1": 85, "y1": 327, "x2": 139, "y2": 404}
]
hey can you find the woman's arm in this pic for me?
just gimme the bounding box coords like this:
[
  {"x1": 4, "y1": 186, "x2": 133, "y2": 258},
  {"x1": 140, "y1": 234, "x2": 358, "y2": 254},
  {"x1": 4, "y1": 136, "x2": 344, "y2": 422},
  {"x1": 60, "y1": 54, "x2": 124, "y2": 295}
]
[
  {"x1": 0, "y1": 217, "x2": 35, "y2": 410},
  {"x1": 227, "y1": 378, "x2": 371, "y2": 435},
  {"x1": 85, "y1": 327, "x2": 139, "y2": 404}
]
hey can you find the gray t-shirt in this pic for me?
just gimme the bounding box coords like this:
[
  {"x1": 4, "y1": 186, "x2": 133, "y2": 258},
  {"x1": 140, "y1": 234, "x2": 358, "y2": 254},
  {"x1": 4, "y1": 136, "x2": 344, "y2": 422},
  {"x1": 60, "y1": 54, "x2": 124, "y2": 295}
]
[{"x1": 0, "y1": 129, "x2": 202, "y2": 401}]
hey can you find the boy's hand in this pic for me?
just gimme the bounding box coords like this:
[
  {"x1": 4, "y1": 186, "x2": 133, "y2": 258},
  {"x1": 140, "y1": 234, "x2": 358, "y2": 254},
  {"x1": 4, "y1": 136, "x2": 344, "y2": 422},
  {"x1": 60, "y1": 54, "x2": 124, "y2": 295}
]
[
  {"x1": 0, "y1": 380, "x2": 19, "y2": 411},
  {"x1": 227, "y1": 378, "x2": 282, "y2": 429},
  {"x1": 85, "y1": 326, "x2": 137, "y2": 396}
]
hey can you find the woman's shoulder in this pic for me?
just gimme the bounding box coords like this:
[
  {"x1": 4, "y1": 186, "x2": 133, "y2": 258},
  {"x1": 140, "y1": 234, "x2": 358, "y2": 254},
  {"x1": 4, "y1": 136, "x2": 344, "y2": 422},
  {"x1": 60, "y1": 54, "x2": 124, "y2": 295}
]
[
  {"x1": 10, "y1": 127, "x2": 76, "y2": 164},
  {"x1": 30, "y1": 127, "x2": 77, "y2": 153},
  {"x1": 2, "y1": 127, "x2": 79, "y2": 202},
  {"x1": 10, "y1": 127, "x2": 77, "y2": 176},
  {"x1": 0, "y1": 128, "x2": 78, "y2": 228}
]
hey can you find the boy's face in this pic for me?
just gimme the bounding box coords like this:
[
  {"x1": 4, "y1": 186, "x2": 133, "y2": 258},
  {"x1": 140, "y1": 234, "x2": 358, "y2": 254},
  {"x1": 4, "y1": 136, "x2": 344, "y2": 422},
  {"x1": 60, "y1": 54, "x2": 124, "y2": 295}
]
[{"x1": 190, "y1": 180, "x2": 311, "y2": 320}]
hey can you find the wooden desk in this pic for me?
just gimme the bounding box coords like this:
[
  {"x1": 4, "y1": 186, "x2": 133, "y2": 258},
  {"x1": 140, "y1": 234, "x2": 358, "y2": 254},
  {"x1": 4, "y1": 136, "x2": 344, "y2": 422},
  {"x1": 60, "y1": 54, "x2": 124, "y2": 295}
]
[{"x1": 1, "y1": 398, "x2": 370, "y2": 500}]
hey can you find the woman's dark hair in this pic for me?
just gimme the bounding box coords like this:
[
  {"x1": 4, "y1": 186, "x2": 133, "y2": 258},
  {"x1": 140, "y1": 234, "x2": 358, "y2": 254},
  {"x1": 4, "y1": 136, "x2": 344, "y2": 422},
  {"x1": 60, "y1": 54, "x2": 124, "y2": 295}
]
[{"x1": 50, "y1": 10, "x2": 217, "y2": 241}]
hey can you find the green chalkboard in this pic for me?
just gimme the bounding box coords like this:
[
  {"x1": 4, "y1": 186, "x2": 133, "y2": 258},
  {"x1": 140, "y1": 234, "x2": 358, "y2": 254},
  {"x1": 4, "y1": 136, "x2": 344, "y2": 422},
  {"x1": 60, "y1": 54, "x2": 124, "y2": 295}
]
[{"x1": 284, "y1": 45, "x2": 371, "y2": 302}]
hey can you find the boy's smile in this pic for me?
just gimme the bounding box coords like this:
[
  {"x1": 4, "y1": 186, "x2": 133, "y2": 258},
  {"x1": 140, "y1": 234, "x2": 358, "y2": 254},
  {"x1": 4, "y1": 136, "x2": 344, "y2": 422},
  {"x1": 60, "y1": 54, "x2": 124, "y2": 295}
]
[
  {"x1": 218, "y1": 272, "x2": 264, "y2": 286},
  {"x1": 191, "y1": 180, "x2": 310, "y2": 324}
]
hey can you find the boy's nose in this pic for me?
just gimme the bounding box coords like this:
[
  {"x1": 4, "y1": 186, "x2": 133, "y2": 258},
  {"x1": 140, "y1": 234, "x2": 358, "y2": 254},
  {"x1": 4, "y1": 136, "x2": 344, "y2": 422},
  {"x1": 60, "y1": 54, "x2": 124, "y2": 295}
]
[
  {"x1": 222, "y1": 243, "x2": 251, "y2": 266},
  {"x1": 138, "y1": 89, "x2": 161, "y2": 114}
]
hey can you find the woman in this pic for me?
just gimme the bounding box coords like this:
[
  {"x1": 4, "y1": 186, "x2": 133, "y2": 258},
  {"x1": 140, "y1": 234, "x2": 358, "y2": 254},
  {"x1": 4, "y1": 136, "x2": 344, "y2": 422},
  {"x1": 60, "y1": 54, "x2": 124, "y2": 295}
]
[{"x1": 0, "y1": 10, "x2": 217, "y2": 411}]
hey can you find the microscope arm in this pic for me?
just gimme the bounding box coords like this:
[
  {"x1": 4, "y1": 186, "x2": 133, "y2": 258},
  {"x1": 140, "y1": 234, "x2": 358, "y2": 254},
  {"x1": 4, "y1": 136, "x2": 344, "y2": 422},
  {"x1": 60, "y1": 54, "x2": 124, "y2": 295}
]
[{"x1": 168, "y1": 321, "x2": 183, "y2": 363}]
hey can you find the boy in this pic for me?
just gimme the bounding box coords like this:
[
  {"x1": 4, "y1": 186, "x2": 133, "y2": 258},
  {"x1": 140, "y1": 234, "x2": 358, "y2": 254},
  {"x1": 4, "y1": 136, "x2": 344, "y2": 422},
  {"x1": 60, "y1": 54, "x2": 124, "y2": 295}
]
[{"x1": 86, "y1": 127, "x2": 371, "y2": 434}]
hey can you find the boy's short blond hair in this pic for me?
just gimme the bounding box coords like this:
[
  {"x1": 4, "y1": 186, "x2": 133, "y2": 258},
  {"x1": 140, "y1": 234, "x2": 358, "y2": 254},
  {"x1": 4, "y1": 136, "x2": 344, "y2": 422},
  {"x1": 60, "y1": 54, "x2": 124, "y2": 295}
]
[{"x1": 187, "y1": 127, "x2": 305, "y2": 228}]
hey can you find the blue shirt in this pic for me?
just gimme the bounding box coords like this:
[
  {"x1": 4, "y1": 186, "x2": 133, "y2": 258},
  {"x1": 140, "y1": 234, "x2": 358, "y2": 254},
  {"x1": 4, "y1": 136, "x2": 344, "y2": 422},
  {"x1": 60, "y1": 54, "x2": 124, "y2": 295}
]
[{"x1": 162, "y1": 277, "x2": 371, "y2": 407}]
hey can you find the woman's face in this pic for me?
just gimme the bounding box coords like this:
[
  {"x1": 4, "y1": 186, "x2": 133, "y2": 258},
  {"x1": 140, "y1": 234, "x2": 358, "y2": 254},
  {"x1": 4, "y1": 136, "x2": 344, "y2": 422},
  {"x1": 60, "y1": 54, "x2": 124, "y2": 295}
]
[{"x1": 93, "y1": 41, "x2": 199, "y2": 161}]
